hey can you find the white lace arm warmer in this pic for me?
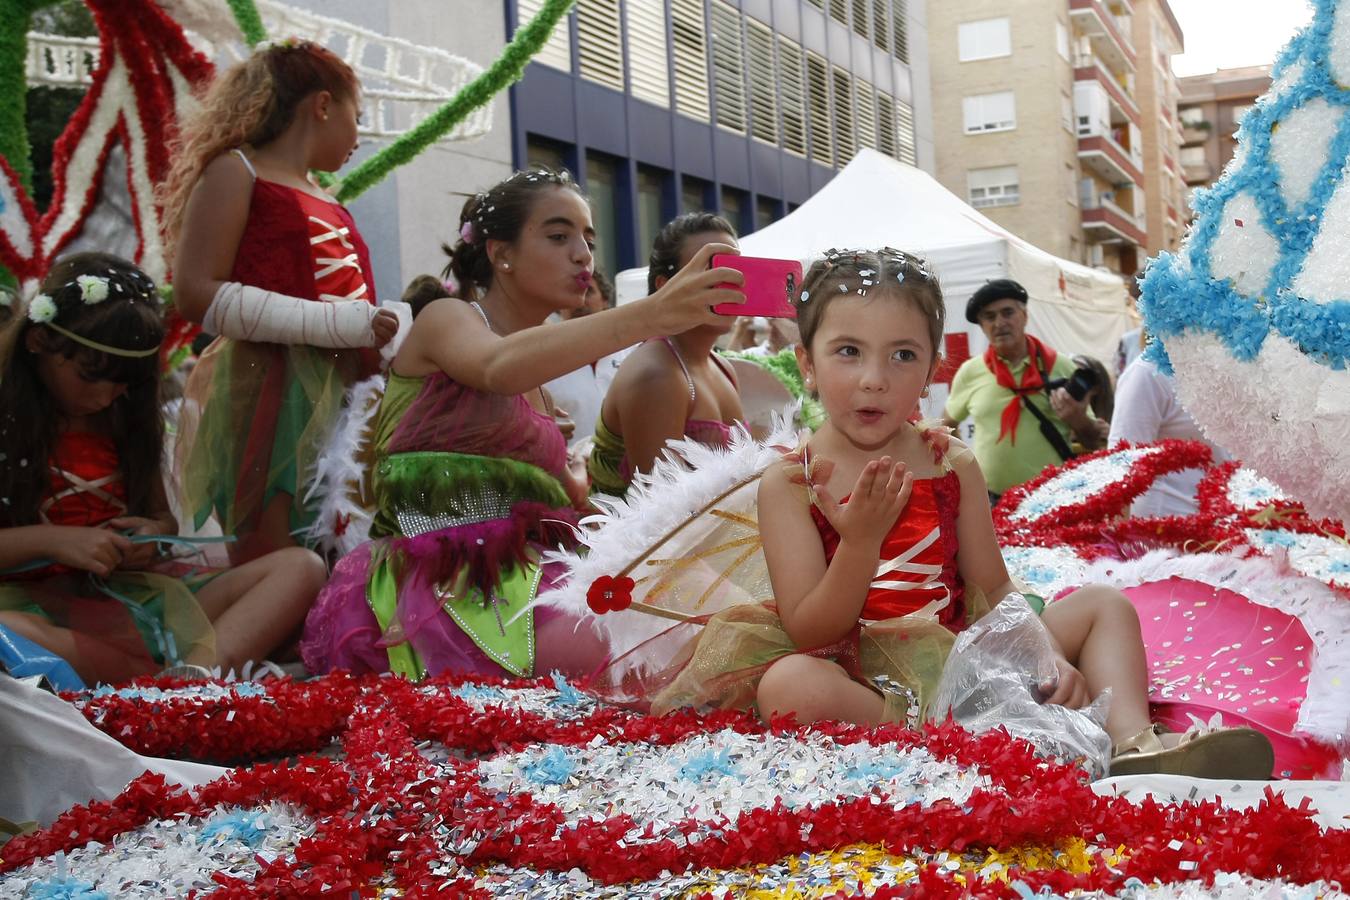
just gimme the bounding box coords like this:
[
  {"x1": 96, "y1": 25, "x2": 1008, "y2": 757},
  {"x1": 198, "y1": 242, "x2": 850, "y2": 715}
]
[{"x1": 202, "y1": 282, "x2": 377, "y2": 349}]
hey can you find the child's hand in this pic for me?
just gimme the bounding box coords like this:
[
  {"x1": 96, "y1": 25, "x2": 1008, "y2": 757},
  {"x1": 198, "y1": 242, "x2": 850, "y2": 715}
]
[
  {"x1": 650, "y1": 242, "x2": 745, "y2": 333},
  {"x1": 1039, "y1": 657, "x2": 1090, "y2": 709},
  {"x1": 371, "y1": 308, "x2": 400, "y2": 348},
  {"x1": 107, "y1": 516, "x2": 171, "y2": 570},
  {"x1": 813, "y1": 457, "x2": 913, "y2": 551},
  {"x1": 554, "y1": 406, "x2": 577, "y2": 442},
  {"x1": 47, "y1": 526, "x2": 134, "y2": 578}
]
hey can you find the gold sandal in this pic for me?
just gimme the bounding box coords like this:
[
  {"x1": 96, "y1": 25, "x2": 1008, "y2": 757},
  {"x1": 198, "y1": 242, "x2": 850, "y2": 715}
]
[{"x1": 1109, "y1": 722, "x2": 1274, "y2": 780}]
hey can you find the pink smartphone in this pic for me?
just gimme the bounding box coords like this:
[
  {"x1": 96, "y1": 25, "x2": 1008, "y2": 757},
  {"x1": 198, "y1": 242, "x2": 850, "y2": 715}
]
[{"x1": 710, "y1": 254, "x2": 802, "y2": 318}]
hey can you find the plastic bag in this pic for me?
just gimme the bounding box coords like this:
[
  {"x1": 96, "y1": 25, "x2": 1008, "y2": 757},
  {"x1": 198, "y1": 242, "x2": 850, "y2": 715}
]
[{"x1": 929, "y1": 593, "x2": 1112, "y2": 778}]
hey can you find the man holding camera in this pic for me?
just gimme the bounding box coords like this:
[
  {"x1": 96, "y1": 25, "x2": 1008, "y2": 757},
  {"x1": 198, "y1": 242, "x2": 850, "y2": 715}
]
[{"x1": 942, "y1": 279, "x2": 1104, "y2": 502}]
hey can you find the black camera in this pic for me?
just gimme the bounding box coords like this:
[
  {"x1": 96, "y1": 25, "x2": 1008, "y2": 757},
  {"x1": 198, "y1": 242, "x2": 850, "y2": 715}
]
[{"x1": 1044, "y1": 364, "x2": 1100, "y2": 402}]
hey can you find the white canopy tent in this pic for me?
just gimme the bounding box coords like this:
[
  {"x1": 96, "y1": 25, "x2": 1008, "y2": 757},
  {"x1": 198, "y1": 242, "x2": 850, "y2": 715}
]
[{"x1": 615, "y1": 150, "x2": 1132, "y2": 414}]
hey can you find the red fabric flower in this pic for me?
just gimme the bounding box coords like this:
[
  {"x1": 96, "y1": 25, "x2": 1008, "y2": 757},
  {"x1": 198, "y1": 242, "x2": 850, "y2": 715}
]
[{"x1": 586, "y1": 574, "x2": 635, "y2": 614}]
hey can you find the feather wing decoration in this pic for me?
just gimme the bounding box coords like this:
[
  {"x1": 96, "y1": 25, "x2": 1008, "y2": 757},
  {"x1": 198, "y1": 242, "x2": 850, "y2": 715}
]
[{"x1": 533, "y1": 404, "x2": 801, "y2": 681}]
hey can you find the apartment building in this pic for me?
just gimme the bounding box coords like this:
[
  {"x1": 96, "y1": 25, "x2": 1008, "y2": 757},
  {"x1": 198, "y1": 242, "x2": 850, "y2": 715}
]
[
  {"x1": 927, "y1": 0, "x2": 1184, "y2": 276},
  {"x1": 1132, "y1": 0, "x2": 1186, "y2": 254},
  {"x1": 510, "y1": 0, "x2": 933, "y2": 275},
  {"x1": 1178, "y1": 65, "x2": 1271, "y2": 202}
]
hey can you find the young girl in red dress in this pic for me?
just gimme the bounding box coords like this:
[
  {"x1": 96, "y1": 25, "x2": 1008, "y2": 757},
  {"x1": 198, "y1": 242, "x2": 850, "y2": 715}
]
[
  {"x1": 0, "y1": 253, "x2": 326, "y2": 685},
  {"x1": 661, "y1": 248, "x2": 1273, "y2": 780},
  {"x1": 161, "y1": 41, "x2": 399, "y2": 563}
]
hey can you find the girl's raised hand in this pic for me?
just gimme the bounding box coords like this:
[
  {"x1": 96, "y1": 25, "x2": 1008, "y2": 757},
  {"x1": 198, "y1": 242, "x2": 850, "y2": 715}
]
[
  {"x1": 47, "y1": 526, "x2": 134, "y2": 578},
  {"x1": 649, "y1": 242, "x2": 745, "y2": 334},
  {"x1": 813, "y1": 457, "x2": 913, "y2": 552}
]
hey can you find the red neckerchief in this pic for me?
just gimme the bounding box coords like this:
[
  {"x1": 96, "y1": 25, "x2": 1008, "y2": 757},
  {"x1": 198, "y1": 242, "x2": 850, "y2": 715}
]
[{"x1": 983, "y1": 336, "x2": 1058, "y2": 444}]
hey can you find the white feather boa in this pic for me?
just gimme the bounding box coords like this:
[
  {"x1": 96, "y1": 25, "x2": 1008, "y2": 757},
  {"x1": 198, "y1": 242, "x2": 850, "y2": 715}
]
[
  {"x1": 296, "y1": 301, "x2": 412, "y2": 557},
  {"x1": 533, "y1": 405, "x2": 802, "y2": 679},
  {"x1": 1074, "y1": 550, "x2": 1350, "y2": 746}
]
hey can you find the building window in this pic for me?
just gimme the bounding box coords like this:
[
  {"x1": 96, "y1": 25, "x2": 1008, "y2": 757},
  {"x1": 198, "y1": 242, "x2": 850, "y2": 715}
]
[
  {"x1": 746, "y1": 19, "x2": 778, "y2": 144},
  {"x1": 806, "y1": 51, "x2": 833, "y2": 165},
  {"x1": 1180, "y1": 145, "x2": 1207, "y2": 167},
  {"x1": 855, "y1": 81, "x2": 878, "y2": 151},
  {"x1": 671, "y1": 0, "x2": 710, "y2": 122},
  {"x1": 586, "y1": 152, "x2": 621, "y2": 277},
  {"x1": 710, "y1": 1, "x2": 747, "y2": 133},
  {"x1": 877, "y1": 92, "x2": 897, "y2": 158},
  {"x1": 576, "y1": 0, "x2": 624, "y2": 91},
  {"x1": 627, "y1": 1, "x2": 669, "y2": 107},
  {"x1": 967, "y1": 165, "x2": 1019, "y2": 208},
  {"x1": 682, "y1": 175, "x2": 712, "y2": 214},
  {"x1": 963, "y1": 90, "x2": 1016, "y2": 133},
  {"x1": 1061, "y1": 92, "x2": 1074, "y2": 133},
  {"x1": 1230, "y1": 103, "x2": 1254, "y2": 128},
  {"x1": 894, "y1": 98, "x2": 917, "y2": 166},
  {"x1": 871, "y1": 0, "x2": 890, "y2": 52},
  {"x1": 851, "y1": 0, "x2": 869, "y2": 39},
  {"x1": 1066, "y1": 162, "x2": 1078, "y2": 206},
  {"x1": 1056, "y1": 21, "x2": 1070, "y2": 61},
  {"x1": 526, "y1": 135, "x2": 572, "y2": 174},
  {"x1": 755, "y1": 196, "x2": 779, "y2": 232},
  {"x1": 721, "y1": 186, "x2": 747, "y2": 234},
  {"x1": 517, "y1": 0, "x2": 572, "y2": 71},
  {"x1": 957, "y1": 17, "x2": 1010, "y2": 62},
  {"x1": 828, "y1": 0, "x2": 848, "y2": 27},
  {"x1": 778, "y1": 36, "x2": 807, "y2": 155},
  {"x1": 1179, "y1": 105, "x2": 1205, "y2": 126},
  {"x1": 832, "y1": 67, "x2": 856, "y2": 163},
  {"x1": 891, "y1": 0, "x2": 908, "y2": 64},
  {"x1": 636, "y1": 166, "x2": 668, "y2": 263}
]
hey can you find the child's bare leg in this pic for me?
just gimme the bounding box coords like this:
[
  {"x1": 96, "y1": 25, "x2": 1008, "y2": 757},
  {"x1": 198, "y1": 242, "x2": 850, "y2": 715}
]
[
  {"x1": 195, "y1": 547, "x2": 327, "y2": 672},
  {"x1": 757, "y1": 655, "x2": 885, "y2": 725},
  {"x1": 0, "y1": 610, "x2": 144, "y2": 685},
  {"x1": 1040, "y1": 584, "x2": 1151, "y2": 744},
  {"x1": 228, "y1": 493, "x2": 298, "y2": 565}
]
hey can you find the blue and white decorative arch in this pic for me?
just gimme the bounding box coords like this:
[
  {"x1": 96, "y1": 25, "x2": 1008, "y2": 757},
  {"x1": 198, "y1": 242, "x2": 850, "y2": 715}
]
[{"x1": 1141, "y1": 0, "x2": 1350, "y2": 522}]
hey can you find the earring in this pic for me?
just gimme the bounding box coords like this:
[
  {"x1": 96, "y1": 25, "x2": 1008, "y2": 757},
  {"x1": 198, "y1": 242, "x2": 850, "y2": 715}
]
[
  {"x1": 804, "y1": 375, "x2": 814, "y2": 389},
  {"x1": 921, "y1": 385, "x2": 930, "y2": 398},
  {"x1": 500, "y1": 262, "x2": 511, "y2": 271}
]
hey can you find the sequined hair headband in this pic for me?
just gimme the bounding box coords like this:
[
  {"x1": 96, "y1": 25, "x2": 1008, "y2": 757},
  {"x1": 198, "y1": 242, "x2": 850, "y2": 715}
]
[{"x1": 459, "y1": 168, "x2": 576, "y2": 245}]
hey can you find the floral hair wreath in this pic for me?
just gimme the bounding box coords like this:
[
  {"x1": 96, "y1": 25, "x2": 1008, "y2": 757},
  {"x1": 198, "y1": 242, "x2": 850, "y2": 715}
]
[{"x1": 25, "y1": 268, "x2": 163, "y2": 359}]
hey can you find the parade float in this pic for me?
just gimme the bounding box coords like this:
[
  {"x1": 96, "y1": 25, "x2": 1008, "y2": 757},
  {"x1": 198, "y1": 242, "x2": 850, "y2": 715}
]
[{"x1": 2, "y1": 0, "x2": 1350, "y2": 896}]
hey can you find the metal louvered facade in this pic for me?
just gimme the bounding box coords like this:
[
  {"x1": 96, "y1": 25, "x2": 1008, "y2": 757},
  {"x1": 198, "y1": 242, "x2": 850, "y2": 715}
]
[
  {"x1": 576, "y1": 0, "x2": 624, "y2": 91},
  {"x1": 507, "y1": 0, "x2": 932, "y2": 270}
]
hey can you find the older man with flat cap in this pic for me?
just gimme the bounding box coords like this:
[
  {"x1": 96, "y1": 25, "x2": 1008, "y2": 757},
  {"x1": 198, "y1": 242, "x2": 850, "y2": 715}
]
[{"x1": 942, "y1": 279, "x2": 1101, "y2": 502}]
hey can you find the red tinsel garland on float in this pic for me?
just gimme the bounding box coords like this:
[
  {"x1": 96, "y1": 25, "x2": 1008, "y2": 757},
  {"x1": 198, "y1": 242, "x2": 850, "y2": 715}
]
[{"x1": 8, "y1": 672, "x2": 1348, "y2": 896}]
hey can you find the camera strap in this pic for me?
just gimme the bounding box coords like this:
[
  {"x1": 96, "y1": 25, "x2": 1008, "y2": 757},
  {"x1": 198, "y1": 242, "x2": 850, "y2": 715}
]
[{"x1": 1020, "y1": 355, "x2": 1076, "y2": 462}]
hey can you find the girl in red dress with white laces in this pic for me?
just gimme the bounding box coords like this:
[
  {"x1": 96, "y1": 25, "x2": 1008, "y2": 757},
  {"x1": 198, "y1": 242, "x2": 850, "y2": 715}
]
[
  {"x1": 657, "y1": 248, "x2": 1274, "y2": 780},
  {"x1": 0, "y1": 253, "x2": 326, "y2": 685},
  {"x1": 161, "y1": 40, "x2": 399, "y2": 563}
]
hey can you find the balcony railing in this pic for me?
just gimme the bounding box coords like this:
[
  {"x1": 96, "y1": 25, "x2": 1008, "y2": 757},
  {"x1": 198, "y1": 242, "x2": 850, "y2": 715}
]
[
  {"x1": 1078, "y1": 132, "x2": 1144, "y2": 187},
  {"x1": 1081, "y1": 197, "x2": 1147, "y2": 246},
  {"x1": 1069, "y1": 0, "x2": 1137, "y2": 69},
  {"x1": 1073, "y1": 54, "x2": 1140, "y2": 124}
]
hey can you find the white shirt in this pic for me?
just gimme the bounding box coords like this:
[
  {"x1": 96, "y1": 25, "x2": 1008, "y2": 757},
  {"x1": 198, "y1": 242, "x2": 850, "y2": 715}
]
[
  {"x1": 1108, "y1": 357, "x2": 1230, "y2": 518},
  {"x1": 543, "y1": 346, "x2": 631, "y2": 446}
]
